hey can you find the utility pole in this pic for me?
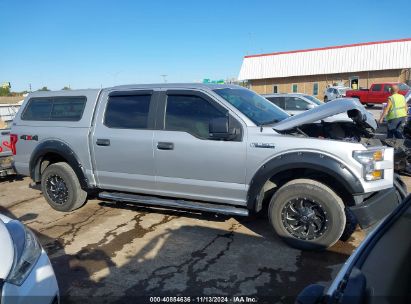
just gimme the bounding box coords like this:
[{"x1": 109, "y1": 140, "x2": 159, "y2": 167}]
[{"x1": 160, "y1": 75, "x2": 168, "y2": 83}]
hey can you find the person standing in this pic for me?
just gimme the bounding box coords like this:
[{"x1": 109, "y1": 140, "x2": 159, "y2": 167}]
[{"x1": 379, "y1": 85, "x2": 407, "y2": 139}]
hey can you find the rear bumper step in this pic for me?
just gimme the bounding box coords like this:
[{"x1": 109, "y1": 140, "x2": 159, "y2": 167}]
[{"x1": 98, "y1": 192, "x2": 249, "y2": 217}]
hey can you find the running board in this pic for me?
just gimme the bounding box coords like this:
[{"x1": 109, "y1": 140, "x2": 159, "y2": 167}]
[{"x1": 98, "y1": 192, "x2": 249, "y2": 217}]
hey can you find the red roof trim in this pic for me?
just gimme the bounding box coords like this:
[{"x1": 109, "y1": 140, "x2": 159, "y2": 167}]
[{"x1": 244, "y1": 38, "x2": 411, "y2": 58}]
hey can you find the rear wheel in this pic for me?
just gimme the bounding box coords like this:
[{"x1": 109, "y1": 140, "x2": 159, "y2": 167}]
[
  {"x1": 41, "y1": 162, "x2": 87, "y2": 212},
  {"x1": 268, "y1": 179, "x2": 346, "y2": 250},
  {"x1": 323, "y1": 96, "x2": 328, "y2": 102}
]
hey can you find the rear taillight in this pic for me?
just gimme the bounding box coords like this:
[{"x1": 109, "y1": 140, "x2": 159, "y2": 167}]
[{"x1": 9, "y1": 134, "x2": 18, "y2": 155}]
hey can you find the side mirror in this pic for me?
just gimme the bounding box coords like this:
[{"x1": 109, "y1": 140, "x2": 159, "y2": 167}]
[
  {"x1": 295, "y1": 284, "x2": 325, "y2": 304},
  {"x1": 209, "y1": 116, "x2": 231, "y2": 140}
]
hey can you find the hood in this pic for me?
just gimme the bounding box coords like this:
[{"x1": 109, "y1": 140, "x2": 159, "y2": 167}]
[
  {"x1": 273, "y1": 98, "x2": 377, "y2": 131},
  {"x1": 0, "y1": 215, "x2": 14, "y2": 279}
]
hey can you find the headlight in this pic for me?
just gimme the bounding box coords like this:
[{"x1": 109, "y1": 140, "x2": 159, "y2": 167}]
[
  {"x1": 6, "y1": 221, "x2": 41, "y2": 286},
  {"x1": 353, "y1": 149, "x2": 384, "y2": 181}
]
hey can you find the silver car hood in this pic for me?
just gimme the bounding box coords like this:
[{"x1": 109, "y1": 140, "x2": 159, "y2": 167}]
[{"x1": 273, "y1": 98, "x2": 377, "y2": 131}]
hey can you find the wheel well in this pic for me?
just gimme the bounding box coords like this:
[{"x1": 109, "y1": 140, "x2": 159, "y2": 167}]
[
  {"x1": 33, "y1": 152, "x2": 68, "y2": 182},
  {"x1": 259, "y1": 168, "x2": 355, "y2": 212}
]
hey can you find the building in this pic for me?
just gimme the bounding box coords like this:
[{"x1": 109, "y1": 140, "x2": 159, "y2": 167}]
[{"x1": 238, "y1": 38, "x2": 411, "y2": 99}]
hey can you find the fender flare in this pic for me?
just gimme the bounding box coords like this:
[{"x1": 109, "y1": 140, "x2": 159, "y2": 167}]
[
  {"x1": 29, "y1": 140, "x2": 89, "y2": 189},
  {"x1": 246, "y1": 151, "x2": 364, "y2": 210}
]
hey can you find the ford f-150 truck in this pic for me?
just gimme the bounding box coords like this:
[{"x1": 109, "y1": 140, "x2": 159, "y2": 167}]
[
  {"x1": 10, "y1": 84, "x2": 406, "y2": 250},
  {"x1": 345, "y1": 82, "x2": 410, "y2": 106}
]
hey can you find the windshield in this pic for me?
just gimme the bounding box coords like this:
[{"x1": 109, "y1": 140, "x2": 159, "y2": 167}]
[
  {"x1": 338, "y1": 88, "x2": 348, "y2": 95},
  {"x1": 214, "y1": 88, "x2": 289, "y2": 125},
  {"x1": 399, "y1": 83, "x2": 410, "y2": 91},
  {"x1": 303, "y1": 95, "x2": 323, "y2": 105}
]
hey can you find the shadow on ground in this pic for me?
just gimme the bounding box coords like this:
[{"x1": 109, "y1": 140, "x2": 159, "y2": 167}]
[{"x1": 0, "y1": 200, "x2": 350, "y2": 304}]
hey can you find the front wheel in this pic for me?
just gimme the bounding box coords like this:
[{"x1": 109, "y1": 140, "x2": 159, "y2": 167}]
[
  {"x1": 41, "y1": 162, "x2": 87, "y2": 212},
  {"x1": 268, "y1": 179, "x2": 346, "y2": 251}
]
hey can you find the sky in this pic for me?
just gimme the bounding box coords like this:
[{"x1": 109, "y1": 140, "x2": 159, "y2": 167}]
[{"x1": 0, "y1": 0, "x2": 410, "y2": 92}]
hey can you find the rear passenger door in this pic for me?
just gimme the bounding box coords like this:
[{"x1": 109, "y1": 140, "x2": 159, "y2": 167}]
[
  {"x1": 153, "y1": 90, "x2": 247, "y2": 206},
  {"x1": 91, "y1": 90, "x2": 157, "y2": 193}
]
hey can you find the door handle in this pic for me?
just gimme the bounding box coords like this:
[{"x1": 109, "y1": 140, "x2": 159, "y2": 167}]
[
  {"x1": 96, "y1": 139, "x2": 110, "y2": 146},
  {"x1": 157, "y1": 142, "x2": 174, "y2": 150}
]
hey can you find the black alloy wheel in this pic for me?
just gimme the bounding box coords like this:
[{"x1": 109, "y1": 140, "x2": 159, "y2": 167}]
[
  {"x1": 281, "y1": 197, "x2": 328, "y2": 241},
  {"x1": 46, "y1": 174, "x2": 69, "y2": 205}
]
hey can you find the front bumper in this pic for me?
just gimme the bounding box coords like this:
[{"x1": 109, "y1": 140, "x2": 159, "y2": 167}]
[{"x1": 350, "y1": 187, "x2": 401, "y2": 228}]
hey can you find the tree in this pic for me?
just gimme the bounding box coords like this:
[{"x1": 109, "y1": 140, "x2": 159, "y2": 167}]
[
  {"x1": 62, "y1": 86, "x2": 71, "y2": 90},
  {"x1": 0, "y1": 87, "x2": 10, "y2": 96},
  {"x1": 38, "y1": 86, "x2": 50, "y2": 91}
]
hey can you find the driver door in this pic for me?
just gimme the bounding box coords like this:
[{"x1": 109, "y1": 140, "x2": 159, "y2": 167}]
[{"x1": 153, "y1": 90, "x2": 247, "y2": 206}]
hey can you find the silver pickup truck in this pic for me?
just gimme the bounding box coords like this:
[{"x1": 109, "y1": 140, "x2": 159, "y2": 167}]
[{"x1": 10, "y1": 84, "x2": 406, "y2": 250}]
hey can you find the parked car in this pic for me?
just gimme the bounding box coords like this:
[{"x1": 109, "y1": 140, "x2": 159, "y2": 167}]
[
  {"x1": 263, "y1": 93, "x2": 323, "y2": 116},
  {"x1": 11, "y1": 84, "x2": 405, "y2": 250},
  {"x1": 0, "y1": 127, "x2": 15, "y2": 177},
  {"x1": 263, "y1": 93, "x2": 361, "y2": 124},
  {"x1": 296, "y1": 194, "x2": 411, "y2": 304},
  {"x1": 0, "y1": 213, "x2": 59, "y2": 304},
  {"x1": 345, "y1": 82, "x2": 410, "y2": 106},
  {"x1": 324, "y1": 86, "x2": 350, "y2": 102}
]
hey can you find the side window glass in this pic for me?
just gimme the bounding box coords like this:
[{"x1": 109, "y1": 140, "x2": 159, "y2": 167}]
[
  {"x1": 383, "y1": 85, "x2": 392, "y2": 93},
  {"x1": 22, "y1": 97, "x2": 87, "y2": 121},
  {"x1": 50, "y1": 97, "x2": 86, "y2": 121},
  {"x1": 266, "y1": 97, "x2": 284, "y2": 109},
  {"x1": 285, "y1": 97, "x2": 309, "y2": 110},
  {"x1": 21, "y1": 98, "x2": 52, "y2": 120},
  {"x1": 372, "y1": 84, "x2": 382, "y2": 91},
  {"x1": 105, "y1": 95, "x2": 151, "y2": 129},
  {"x1": 165, "y1": 94, "x2": 226, "y2": 139}
]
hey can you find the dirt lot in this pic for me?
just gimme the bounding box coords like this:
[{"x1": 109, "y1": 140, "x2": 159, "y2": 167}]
[{"x1": 1, "y1": 175, "x2": 409, "y2": 303}]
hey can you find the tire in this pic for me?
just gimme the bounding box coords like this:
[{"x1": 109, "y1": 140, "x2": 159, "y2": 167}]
[
  {"x1": 366, "y1": 103, "x2": 375, "y2": 108},
  {"x1": 323, "y1": 96, "x2": 328, "y2": 102},
  {"x1": 268, "y1": 179, "x2": 346, "y2": 251},
  {"x1": 41, "y1": 162, "x2": 87, "y2": 212}
]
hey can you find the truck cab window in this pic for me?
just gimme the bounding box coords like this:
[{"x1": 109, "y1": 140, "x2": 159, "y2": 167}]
[
  {"x1": 371, "y1": 84, "x2": 382, "y2": 91},
  {"x1": 105, "y1": 95, "x2": 151, "y2": 129},
  {"x1": 22, "y1": 97, "x2": 86, "y2": 121},
  {"x1": 165, "y1": 95, "x2": 225, "y2": 139},
  {"x1": 383, "y1": 84, "x2": 392, "y2": 92}
]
